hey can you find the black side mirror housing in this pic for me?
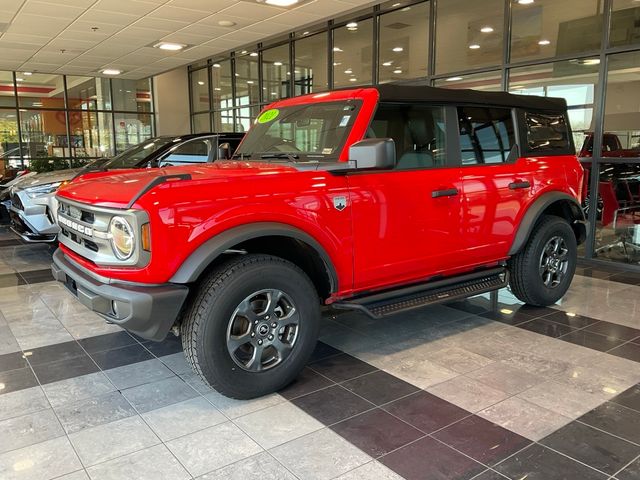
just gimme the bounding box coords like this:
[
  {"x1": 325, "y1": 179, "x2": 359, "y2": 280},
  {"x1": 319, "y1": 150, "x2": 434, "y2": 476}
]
[
  {"x1": 218, "y1": 142, "x2": 232, "y2": 160},
  {"x1": 349, "y1": 138, "x2": 396, "y2": 170}
]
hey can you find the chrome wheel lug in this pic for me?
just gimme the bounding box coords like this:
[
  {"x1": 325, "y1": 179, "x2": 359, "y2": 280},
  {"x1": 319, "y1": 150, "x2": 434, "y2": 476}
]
[
  {"x1": 265, "y1": 315, "x2": 270, "y2": 320},
  {"x1": 257, "y1": 339, "x2": 263, "y2": 345},
  {"x1": 268, "y1": 334, "x2": 274, "y2": 341},
  {"x1": 251, "y1": 332, "x2": 255, "y2": 338},
  {"x1": 271, "y1": 322, "x2": 277, "y2": 328}
]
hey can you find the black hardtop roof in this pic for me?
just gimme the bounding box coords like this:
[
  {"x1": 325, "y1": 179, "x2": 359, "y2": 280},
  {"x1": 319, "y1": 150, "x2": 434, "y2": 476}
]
[
  {"x1": 375, "y1": 84, "x2": 567, "y2": 112},
  {"x1": 157, "y1": 132, "x2": 245, "y2": 141}
]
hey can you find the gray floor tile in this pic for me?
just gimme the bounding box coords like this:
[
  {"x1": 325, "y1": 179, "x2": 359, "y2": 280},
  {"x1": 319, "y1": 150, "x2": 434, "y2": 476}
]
[
  {"x1": 234, "y1": 402, "x2": 324, "y2": 449},
  {"x1": 334, "y1": 461, "x2": 404, "y2": 480},
  {"x1": 141, "y1": 396, "x2": 227, "y2": 441},
  {"x1": 0, "y1": 325, "x2": 20, "y2": 355},
  {"x1": 86, "y1": 444, "x2": 190, "y2": 480},
  {"x1": 121, "y1": 376, "x2": 198, "y2": 413},
  {"x1": 103, "y1": 359, "x2": 174, "y2": 390},
  {"x1": 0, "y1": 436, "x2": 83, "y2": 480},
  {"x1": 467, "y1": 362, "x2": 546, "y2": 395},
  {"x1": 68, "y1": 415, "x2": 160, "y2": 467},
  {"x1": 54, "y1": 471, "x2": 90, "y2": 480},
  {"x1": 43, "y1": 372, "x2": 115, "y2": 408},
  {"x1": 180, "y1": 371, "x2": 215, "y2": 394},
  {"x1": 198, "y1": 451, "x2": 296, "y2": 480},
  {"x1": 427, "y1": 376, "x2": 510, "y2": 413},
  {"x1": 426, "y1": 346, "x2": 495, "y2": 374},
  {"x1": 204, "y1": 390, "x2": 285, "y2": 419},
  {"x1": 159, "y1": 352, "x2": 192, "y2": 375},
  {"x1": 0, "y1": 408, "x2": 65, "y2": 454},
  {"x1": 54, "y1": 391, "x2": 136, "y2": 434},
  {"x1": 166, "y1": 421, "x2": 262, "y2": 477},
  {"x1": 518, "y1": 380, "x2": 609, "y2": 419},
  {"x1": 0, "y1": 386, "x2": 50, "y2": 421},
  {"x1": 270, "y1": 428, "x2": 371, "y2": 480}
]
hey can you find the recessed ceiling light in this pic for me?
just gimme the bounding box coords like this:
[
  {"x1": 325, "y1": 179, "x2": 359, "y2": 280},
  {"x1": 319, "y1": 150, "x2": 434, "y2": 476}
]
[
  {"x1": 241, "y1": 50, "x2": 248, "y2": 54},
  {"x1": 247, "y1": 80, "x2": 254, "y2": 84},
  {"x1": 214, "y1": 87, "x2": 221, "y2": 91},
  {"x1": 333, "y1": 62, "x2": 341, "y2": 66},
  {"x1": 392, "y1": 2, "x2": 401, "y2": 6},
  {"x1": 446, "y1": 76, "x2": 463, "y2": 81},
  {"x1": 480, "y1": 26, "x2": 494, "y2": 33},
  {"x1": 154, "y1": 42, "x2": 186, "y2": 51},
  {"x1": 382, "y1": 61, "x2": 393, "y2": 66},
  {"x1": 23, "y1": 72, "x2": 32, "y2": 76},
  {"x1": 580, "y1": 58, "x2": 600, "y2": 65},
  {"x1": 344, "y1": 69, "x2": 352, "y2": 74},
  {"x1": 212, "y1": 63, "x2": 221, "y2": 68},
  {"x1": 261, "y1": 0, "x2": 299, "y2": 6},
  {"x1": 333, "y1": 47, "x2": 343, "y2": 52},
  {"x1": 197, "y1": 81, "x2": 204, "y2": 85},
  {"x1": 538, "y1": 39, "x2": 551, "y2": 45},
  {"x1": 15, "y1": 77, "x2": 23, "y2": 82},
  {"x1": 401, "y1": 6, "x2": 411, "y2": 11},
  {"x1": 393, "y1": 69, "x2": 402, "y2": 74},
  {"x1": 274, "y1": 61, "x2": 283, "y2": 66},
  {"x1": 218, "y1": 20, "x2": 236, "y2": 27},
  {"x1": 346, "y1": 22, "x2": 358, "y2": 28},
  {"x1": 101, "y1": 69, "x2": 121, "y2": 75},
  {"x1": 517, "y1": 0, "x2": 534, "y2": 4},
  {"x1": 392, "y1": 47, "x2": 404, "y2": 52},
  {"x1": 349, "y1": 78, "x2": 357, "y2": 82},
  {"x1": 302, "y1": 31, "x2": 309, "y2": 35},
  {"x1": 469, "y1": 44, "x2": 481, "y2": 49}
]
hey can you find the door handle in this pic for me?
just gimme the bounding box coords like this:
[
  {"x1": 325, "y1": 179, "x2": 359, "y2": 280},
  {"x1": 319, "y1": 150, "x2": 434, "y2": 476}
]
[
  {"x1": 432, "y1": 188, "x2": 459, "y2": 198},
  {"x1": 509, "y1": 181, "x2": 531, "y2": 190}
]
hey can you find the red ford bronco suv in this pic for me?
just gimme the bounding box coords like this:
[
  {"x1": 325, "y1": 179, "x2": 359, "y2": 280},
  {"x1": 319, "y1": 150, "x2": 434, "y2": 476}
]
[{"x1": 51, "y1": 85, "x2": 586, "y2": 399}]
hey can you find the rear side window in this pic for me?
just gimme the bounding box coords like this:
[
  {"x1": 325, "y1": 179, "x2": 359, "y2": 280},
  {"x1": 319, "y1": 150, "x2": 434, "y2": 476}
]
[
  {"x1": 525, "y1": 112, "x2": 572, "y2": 153},
  {"x1": 458, "y1": 107, "x2": 515, "y2": 165},
  {"x1": 161, "y1": 138, "x2": 212, "y2": 166}
]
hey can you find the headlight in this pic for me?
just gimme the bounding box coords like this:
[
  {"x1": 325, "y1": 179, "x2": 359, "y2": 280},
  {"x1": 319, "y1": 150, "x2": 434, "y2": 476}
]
[
  {"x1": 24, "y1": 181, "x2": 63, "y2": 199},
  {"x1": 109, "y1": 216, "x2": 135, "y2": 260}
]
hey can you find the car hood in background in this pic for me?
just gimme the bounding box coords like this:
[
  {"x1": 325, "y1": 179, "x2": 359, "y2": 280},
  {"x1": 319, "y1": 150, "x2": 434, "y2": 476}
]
[{"x1": 12, "y1": 168, "x2": 84, "y2": 190}]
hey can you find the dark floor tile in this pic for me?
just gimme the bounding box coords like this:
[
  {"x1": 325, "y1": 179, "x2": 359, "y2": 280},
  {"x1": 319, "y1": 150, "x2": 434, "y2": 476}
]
[
  {"x1": 77, "y1": 331, "x2": 137, "y2": 354},
  {"x1": 0, "y1": 273, "x2": 25, "y2": 288},
  {"x1": 579, "y1": 402, "x2": 640, "y2": 445},
  {"x1": 341, "y1": 370, "x2": 419, "y2": 406},
  {"x1": 0, "y1": 239, "x2": 21, "y2": 247},
  {"x1": 279, "y1": 367, "x2": 334, "y2": 400},
  {"x1": 585, "y1": 322, "x2": 640, "y2": 342},
  {"x1": 471, "y1": 470, "x2": 509, "y2": 480},
  {"x1": 611, "y1": 385, "x2": 640, "y2": 413},
  {"x1": 307, "y1": 341, "x2": 342, "y2": 363},
  {"x1": 496, "y1": 443, "x2": 608, "y2": 480},
  {"x1": 0, "y1": 367, "x2": 38, "y2": 395},
  {"x1": 309, "y1": 353, "x2": 377, "y2": 383},
  {"x1": 18, "y1": 268, "x2": 54, "y2": 285},
  {"x1": 480, "y1": 309, "x2": 534, "y2": 326},
  {"x1": 141, "y1": 335, "x2": 183, "y2": 357},
  {"x1": 0, "y1": 351, "x2": 28, "y2": 373},
  {"x1": 608, "y1": 273, "x2": 640, "y2": 286},
  {"x1": 31, "y1": 355, "x2": 99, "y2": 384},
  {"x1": 380, "y1": 436, "x2": 485, "y2": 480},
  {"x1": 292, "y1": 384, "x2": 374, "y2": 425},
  {"x1": 518, "y1": 317, "x2": 576, "y2": 338},
  {"x1": 89, "y1": 344, "x2": 153, "y2": 370},
  {"x1": 383, "y1": 390, "x2": 469, "y2": 434},
  {"x1": 575, "y1": 267, "x2": 613, "y2": 280},
  {"x1": 560, "y1": 330, "x2": 626, "y2": 352},
  {"x1": 433, "y1": 415, "x2": 531, "y2": 467},
  {"x1": 26, "y1": 340, "x2": 86, "y2": 366},
  {"x1": 616, "y1": 457, "x2": 640, "y2": 480},
  {"x1": 331, "y1": 408, "x2": 423, "y2": 457},
  {"x1": 518, "y1": 305, "x2": 559, "y2": 317},
  {"x1": 543, "y1": 310, "x2": 600, "y2": 329},
  {"x1": 541, "y1": 421, "x2": 639, "y2": 475},
  {"x1": 446, "y1": 298, "x2": 490, "y2": 315},
  {"x1": 609, "y1": 343, "x2": 640, "y2": 363}
]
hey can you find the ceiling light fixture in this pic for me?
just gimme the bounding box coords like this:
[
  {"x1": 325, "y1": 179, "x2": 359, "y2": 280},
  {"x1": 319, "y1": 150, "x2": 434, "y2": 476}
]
[
  {"x1": 480, "y1": 26, "x2": 494, "y2": 33},
  {"x1": 154, "y1": 42, "x2": 186, "y2": 51},
  {"x1": 344, "y1": 69, "x2": 352, "y2": 74},
  {"x1": 517, "y1": 0, "x2": 534, "y2": 4},
  {"x1": 538, "y1": 39, "x2": 551, "y2": 45},
  {"x1": 580, "y1": 58, "x2": 600, "y2": 65},
  {"x1": 101, "y1": 69, "x2": 122, "y2": 75},
  {"x1": 261, "y1": 0, "x2": 300, "y2": 6},
  {"x1": 250, "y1": 52, "x2": 258, "y2": 57},
  {"x1": 469, "y1": 44, "x2": 481, "y2": 49},
  {"x1": 392, "y1": 47, "x2": 404, "y2": 52},
  {"x1": 15, "y1": 77, "x2": 23, "y2": 82},
  {"x1": 446, "y1": 76, "x2": 463, "y2": 81},
  {"x1": 274, "y1": 61, "x2": 283, "y2": 66},
  {"x1": 346, "y1": 22, "x2": 358, "y2": 28},
  {"x1": 349, "y1": 78, "x2": 357, "y2": 82},
  {"x1": 382, "y1": 61, "x2": 393, "y2": 66},
  {"x1": 333, "y1": 46, "x2": 343, "y2": 52},
  {"x1": 212, "y1": 63, "x2": 221, "y2": 68},
  {"x1": 197, "y1": 81, "x2": 204, "y2": 85},
  {"x1": 23, "y1": 72, "x2": 32, "y2": 76},
  {"x1": 393, "y1": 69, "x2": 402, "y2": 74},
  {"x1": 218, "y1": 20, "x2": 236, "y2": 27}
]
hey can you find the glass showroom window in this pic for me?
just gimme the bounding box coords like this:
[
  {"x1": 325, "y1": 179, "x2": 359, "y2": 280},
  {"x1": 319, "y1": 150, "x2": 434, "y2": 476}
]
[
  {"x1": 263, "y1": 44, "x2": 291, "y2": 101},
  {"x1": 211, "y1": 59, "x2": 233, "y2": 111},
  {"x1": 235, "y1": 52, "x2": 260, "y2": 107},
  {"x1": 511, "y1": 0, "x2": 603, "y2": 63},
  {"x1": 508, "y1": 59, "x2": 600, "y2": 153},
  {"x1": 295, "y1": 32, "x2": 328, "y2": 94},
  {"x1": 17, "y1": 73, "x2": 65, "y2": 109},
  {"x1": 213, "y1": 110, "x2": 235, "y2": 132},
  {"x1": 114, "y1": 113, "x2": 153, "y2": 153},
  {"x1": 19, "y1": 109, "x2": 71, "y2": 169},
  {"x1": 0, "y1": 71, "x2": 16, "y2": 108},
  {"x1": 379, "y1": 2, "x2": 429, "y2": 84},
  {"x1": 435, "y1": 0, "x2": 504, "y2": 74},
  {"x1": 333, "y1": 19, "x2": 373, "y2": 88},
  {"x1": 66, "y1": 76, "x2": 111, "y2": 111},
  {"x1": 235, "y1": 105, "x2": 261, "y2": 133},
  {"x1": 68, "y1": 110, "x2": 114, "y2": 159},
  {"x1": 610, "y1": 0, "x2": 640, "y2": 48},
  {"x1": 112, "y1": 78, "x2": 153, "y2": 113},
  {"x1": 192, "y1": 113, "x2": 211, "y2": 133},
  {"x1": 434, "y1": 70, "x2": 502, "y2": 91},
  {"x1": 0, "y1": 109, "x2": 19, "y2": 173},
  {"x1": 191, "y1": 67, "x2": 210, "y2": 113}
]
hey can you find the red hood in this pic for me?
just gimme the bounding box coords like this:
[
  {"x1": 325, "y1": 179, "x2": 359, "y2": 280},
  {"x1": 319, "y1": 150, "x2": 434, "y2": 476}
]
[{"x1": 57, "y1": 162, "x2": 299, "y2": 209}]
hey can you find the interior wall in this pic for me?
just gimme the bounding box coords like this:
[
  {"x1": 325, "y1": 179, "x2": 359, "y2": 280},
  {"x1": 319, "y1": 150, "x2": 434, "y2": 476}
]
[{"x1": 153, "y1": 67, "x2": 190, "y2": 136}]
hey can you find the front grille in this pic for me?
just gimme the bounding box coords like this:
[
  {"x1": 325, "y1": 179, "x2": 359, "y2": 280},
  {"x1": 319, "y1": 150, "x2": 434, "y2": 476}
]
[{"x1": 11, "y1": 194, "x2": 23, "y2": 210}]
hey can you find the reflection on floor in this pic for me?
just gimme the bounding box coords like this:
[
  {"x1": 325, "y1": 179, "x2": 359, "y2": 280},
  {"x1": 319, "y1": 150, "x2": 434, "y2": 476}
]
[{"x1": 1, "y1": 225, "x2": 640, "y2": 479}]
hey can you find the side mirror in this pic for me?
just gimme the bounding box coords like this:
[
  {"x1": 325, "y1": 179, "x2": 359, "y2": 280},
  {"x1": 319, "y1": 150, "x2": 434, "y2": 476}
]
[
  {"x1": 349, "y1": 138, "x2": 396, "y2": 170},
  {"x1": 218, "y1": 142, "x2": 231, "y2": 160}
]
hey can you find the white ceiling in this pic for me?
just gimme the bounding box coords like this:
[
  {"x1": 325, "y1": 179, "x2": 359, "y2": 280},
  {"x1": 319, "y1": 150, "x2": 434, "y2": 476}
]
[{"x1": 0, "y1": 0, "x2": 378, "y2": 79}]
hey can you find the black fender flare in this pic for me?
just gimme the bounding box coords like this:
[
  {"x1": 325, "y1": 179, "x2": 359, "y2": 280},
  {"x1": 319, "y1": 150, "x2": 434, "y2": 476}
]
[
  {"x1": 508, "y1": 192, "x2": 587, "y2": 256},
  {"x1": 169, "y1": 222, "x2": 339, "y2": 291}
]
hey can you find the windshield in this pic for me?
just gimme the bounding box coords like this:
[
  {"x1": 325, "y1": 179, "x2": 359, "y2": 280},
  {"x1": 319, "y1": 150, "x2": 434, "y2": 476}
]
[
  {"x1": 101, "y1": 137, "x2": 175, "y2": 169},
  {"x1": 235, "y1": 100, "x2": 361, "y2": 162}
]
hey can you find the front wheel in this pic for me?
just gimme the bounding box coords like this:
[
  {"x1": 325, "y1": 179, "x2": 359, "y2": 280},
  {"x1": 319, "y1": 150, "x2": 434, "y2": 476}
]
[
  {"x1": 181, "y1": 254, "x2": 321, "y2": 399},
  {"x1": 508, "y1": 215, "x2": 577, "y2": 306}
]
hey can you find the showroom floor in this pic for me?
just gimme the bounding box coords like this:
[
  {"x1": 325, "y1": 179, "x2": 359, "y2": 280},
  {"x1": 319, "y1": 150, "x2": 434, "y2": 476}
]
[{"x1": 1, "y1": 226, "x2": 640, "y2": 480}]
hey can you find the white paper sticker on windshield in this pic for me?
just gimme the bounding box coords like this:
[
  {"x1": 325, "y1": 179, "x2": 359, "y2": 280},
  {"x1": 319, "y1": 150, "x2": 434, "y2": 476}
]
[
  {"x1": 339, "y1": 115, "x2": 351, "y2": 127},
  {"x1": 322, "y1": 148, "x2": 333, "y2": 154}
]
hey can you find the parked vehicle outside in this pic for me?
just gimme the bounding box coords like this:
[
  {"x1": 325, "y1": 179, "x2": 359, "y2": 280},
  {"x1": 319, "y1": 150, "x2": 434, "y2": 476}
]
[
  {"x1": 9, "y1": 133, "x2": 243, "y2": 242},
  {"x1": 51, "y1": 86, "x2": 586, "y2": 399}
]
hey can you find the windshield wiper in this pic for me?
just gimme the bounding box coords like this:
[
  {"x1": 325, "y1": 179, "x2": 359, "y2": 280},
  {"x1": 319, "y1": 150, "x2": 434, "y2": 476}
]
[
  {"x1": 232, "y1": 152, "x2": 252, "y2": 160},
  {"x1": 260, "y1": 153, "x2": 300, "y2": 162}
]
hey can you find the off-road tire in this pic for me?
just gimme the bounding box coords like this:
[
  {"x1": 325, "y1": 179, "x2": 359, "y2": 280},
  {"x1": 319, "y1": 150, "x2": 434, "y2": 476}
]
[
  {"x1": 508, "y1": 215, "x2": 577, "y2": 306},
  {"x1": 181, "y1": 254, "x2": 321, "y2": 399}
]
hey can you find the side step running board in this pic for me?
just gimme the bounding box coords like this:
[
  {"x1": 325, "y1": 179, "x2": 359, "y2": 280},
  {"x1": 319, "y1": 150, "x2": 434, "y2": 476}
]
[{"x1": 334, "y1": 267, "x2": 508, "y2": 319}]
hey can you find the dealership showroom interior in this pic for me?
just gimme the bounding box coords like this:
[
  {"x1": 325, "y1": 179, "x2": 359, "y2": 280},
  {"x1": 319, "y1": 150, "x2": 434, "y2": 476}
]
[{"x1": 3, "y1": 0, "x2": 640, "y2": 479}]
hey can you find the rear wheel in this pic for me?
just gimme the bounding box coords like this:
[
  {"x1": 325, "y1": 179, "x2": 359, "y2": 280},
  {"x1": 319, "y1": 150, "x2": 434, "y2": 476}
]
[
  {"x1": 508, "y1": 215, "x2": 577, "y2": 306},
  {"x1": 181, "y1": 254, "x2": 321, "y2": 399}
]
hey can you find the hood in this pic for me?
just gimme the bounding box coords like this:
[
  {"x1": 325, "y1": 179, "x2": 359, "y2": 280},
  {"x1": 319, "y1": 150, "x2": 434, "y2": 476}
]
[
  {"x1": 14, "y1": 168, "x2": 83, "y2": 189},
  {"x1": 57, "y1": 161, "x2": 299, "y2": 208}
]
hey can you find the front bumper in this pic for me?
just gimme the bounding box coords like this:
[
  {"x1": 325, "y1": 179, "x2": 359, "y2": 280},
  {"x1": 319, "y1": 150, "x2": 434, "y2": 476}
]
[
  {"x1": 51, "y1": 248, "x2": 189, "y2": 341},
  {"x1": 9, "y1": 191, "x2": 59, "y2": 243}
]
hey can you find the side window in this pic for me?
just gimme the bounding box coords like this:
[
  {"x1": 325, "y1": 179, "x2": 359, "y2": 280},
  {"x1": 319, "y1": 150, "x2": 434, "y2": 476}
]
[
  {"x1": 161, "y1": 139, "x2": 212, "y2": 165},
  {"x1": 525, "y1": 112, "x2": 571, "y2": 153},
  {"x1": 369, "y1": 103, "x2": 447, "y2": 170},
  {"x1": 458, "y1": 107, "x2": 515, "y2": 165}
]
